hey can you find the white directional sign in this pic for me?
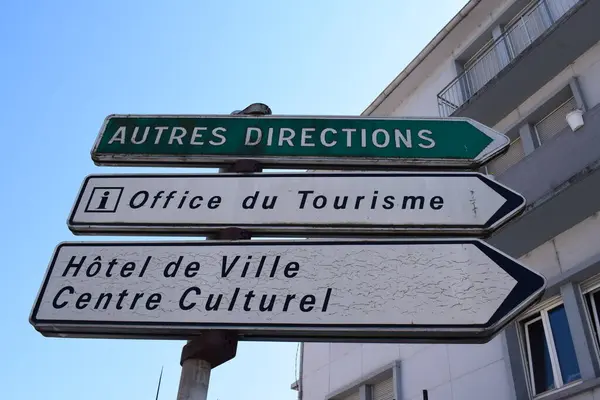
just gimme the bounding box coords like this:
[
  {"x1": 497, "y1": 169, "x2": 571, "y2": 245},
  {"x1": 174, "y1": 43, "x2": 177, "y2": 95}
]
[
  {"x1": 30, "y1": 239, "x2": 545, "y2": 343},
  {"x1": 67, "y1": 172, "x2": 525, "y2": 237}
]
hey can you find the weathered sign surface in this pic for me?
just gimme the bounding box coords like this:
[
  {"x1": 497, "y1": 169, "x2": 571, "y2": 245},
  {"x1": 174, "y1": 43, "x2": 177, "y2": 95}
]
[
  {"x1": 90, "y1": 114, "x2": 510, "y2": 169},
  {"x1": 68, "y1": 172, "x2": 525, "y2": 237},
  {"x1": 30, "y1": 239, "x2": 545, "y2": 343}
]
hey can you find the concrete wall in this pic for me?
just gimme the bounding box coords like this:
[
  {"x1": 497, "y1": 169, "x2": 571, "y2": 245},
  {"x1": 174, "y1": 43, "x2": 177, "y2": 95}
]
[
  {"x1": 570, "y1": 389, "x2": 600, "y2": 400},
  {"x1": 525, "y1": 212, "x2": 600, "y2": 280},
  {"x1": 302, "y1": 327, "x2": 511, "y2": 399},
  {"x1": 493, "y1": 39, "x2": 600, "y2": 132},
  {"x1": 389, "y1": 58, "x2": 457, "y2": 117}
]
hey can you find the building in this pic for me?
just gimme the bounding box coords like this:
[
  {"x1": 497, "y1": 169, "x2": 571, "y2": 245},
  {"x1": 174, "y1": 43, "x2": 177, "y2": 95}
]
[{"x1": 293, "y1": 0, "x2": 600, "y2": 399}]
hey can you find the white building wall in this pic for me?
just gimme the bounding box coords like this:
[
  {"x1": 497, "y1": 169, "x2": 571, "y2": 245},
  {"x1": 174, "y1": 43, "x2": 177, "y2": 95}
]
[
  {"x1": 553, "y1": 212, "x2": 600, "y2": 274},
  {"x1": 389, "y1": 59, "x2": 457, "y2": 117},
  {"x1": 302, "y1": 329, "x2": 511, "y2": 399},
  {"x1": 301, "y1": 1, "x2": 600, "y2": 399}
]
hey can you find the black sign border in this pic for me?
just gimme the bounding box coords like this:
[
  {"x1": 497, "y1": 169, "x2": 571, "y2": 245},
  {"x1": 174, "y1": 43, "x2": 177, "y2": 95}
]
[
  {"x1": 67, "y1": 172, "x2": 526, "y2": 238},
  {"x1": 30, "y1": 239, "x2": 546, "y2": 344}
]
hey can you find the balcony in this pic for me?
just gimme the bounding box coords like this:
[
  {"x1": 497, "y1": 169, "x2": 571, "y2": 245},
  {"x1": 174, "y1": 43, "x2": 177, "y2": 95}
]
[
  {"x1": 437, "y1": 0, "x2": 600, "y2": 126},
  {"x1": 485, "y1": 103, "x2": 600, "y2": 258}
]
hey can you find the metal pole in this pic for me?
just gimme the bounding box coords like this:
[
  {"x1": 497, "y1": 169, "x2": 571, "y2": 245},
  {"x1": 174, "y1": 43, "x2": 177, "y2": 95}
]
[
  {"x1": 175, "y1": 103, "x2": 271, "y2": 400},
  {"x1": 177, "y1": 359, "x2": 210, "y2": 400}
]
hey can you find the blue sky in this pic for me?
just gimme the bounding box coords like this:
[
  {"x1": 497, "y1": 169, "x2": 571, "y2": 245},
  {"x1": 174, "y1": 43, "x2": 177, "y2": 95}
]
[{"x1": 0, "y1": 1, "x2": 467, "y2": 399}]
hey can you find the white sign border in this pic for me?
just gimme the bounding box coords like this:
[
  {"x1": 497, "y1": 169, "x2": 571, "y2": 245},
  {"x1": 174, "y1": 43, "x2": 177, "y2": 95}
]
[
  {"x1": 90, "y1": 114, "x2": 510, "y2": 169},
  {"x1": 67, "y1": 171, "x2": 526, "y2": 237}
]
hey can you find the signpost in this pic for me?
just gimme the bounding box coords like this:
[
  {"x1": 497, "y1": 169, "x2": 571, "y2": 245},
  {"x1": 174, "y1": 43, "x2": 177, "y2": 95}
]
[
  {"x1": 67, "y1": 172, "x2": 525, "y2": 237},
  {"x1": 29, "y1": 239, "x2": 545, "y2": 344},
  {"x1": 31, "y1": 103, "x2": 543, "y2": 400},
  {"x1": 90, "y1": 114, "x2": 510, "y2": 169}
]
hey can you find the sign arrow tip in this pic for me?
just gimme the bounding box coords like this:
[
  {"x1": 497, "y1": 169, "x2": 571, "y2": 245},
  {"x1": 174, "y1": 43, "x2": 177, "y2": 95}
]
[{"x1": 479, "y1": 174, "x2": 527, "y2": 232}]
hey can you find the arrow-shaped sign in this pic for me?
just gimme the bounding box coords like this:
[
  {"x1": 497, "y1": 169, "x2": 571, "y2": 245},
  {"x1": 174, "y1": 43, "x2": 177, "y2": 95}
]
[
  {"x1": 67, "y1": 172, "x2": 525, "y2": 237},
  {"x1": 90, "y1": 114, "x2": 509, "y2": 169},
  {"x1": 29, "y1": 239, "x2": 545, "y2": 343}
]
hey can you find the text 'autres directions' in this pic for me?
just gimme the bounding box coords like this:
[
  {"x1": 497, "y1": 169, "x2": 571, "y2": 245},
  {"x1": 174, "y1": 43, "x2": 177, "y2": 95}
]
[{"x1": 91, "y1": 114, "x2": 510, "y2": 168}]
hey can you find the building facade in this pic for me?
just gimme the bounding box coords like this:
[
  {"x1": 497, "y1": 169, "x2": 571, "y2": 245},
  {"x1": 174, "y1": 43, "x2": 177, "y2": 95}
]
[{"x1": 294, "y1": 0, "x2": 600, "y2": 399}]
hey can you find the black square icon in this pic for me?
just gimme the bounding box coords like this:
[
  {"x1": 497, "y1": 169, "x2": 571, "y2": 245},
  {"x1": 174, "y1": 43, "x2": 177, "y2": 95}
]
[{"x1": 84, "y1": 187, "x2": 124, "y2": 213}]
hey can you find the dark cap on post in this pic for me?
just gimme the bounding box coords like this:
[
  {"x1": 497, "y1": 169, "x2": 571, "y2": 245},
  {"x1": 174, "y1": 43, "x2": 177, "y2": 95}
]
[
  {"x1": 180, "y1": 330, "x2": 238, "y2": 368},
  {"x1": 231, "y1": 103, "x2": 272, "y2": 116}
]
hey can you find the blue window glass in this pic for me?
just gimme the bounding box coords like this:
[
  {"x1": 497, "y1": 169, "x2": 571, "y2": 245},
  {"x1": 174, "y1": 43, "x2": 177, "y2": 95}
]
[
  {"x1": 526, "y1": 318, "x2": 555, "y2": 393},
  {"x1": 548, "y1": 304, "x2": 581, "y2": 384}
]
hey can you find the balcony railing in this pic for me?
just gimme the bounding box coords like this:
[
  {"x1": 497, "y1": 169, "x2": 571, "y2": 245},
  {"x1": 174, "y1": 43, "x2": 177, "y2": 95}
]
[{"x1": 437, "y1": 0, "x2": 581, "y2": 117}]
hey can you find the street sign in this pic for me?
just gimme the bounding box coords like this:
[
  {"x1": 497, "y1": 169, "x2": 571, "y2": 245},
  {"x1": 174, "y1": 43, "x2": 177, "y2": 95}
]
[
  {"x1": 30, "y1": 239, "x2": 545, "y2": 343},
  {"x1": 67, "y1": 172, "x2": 525, "y2": 237},
  {"x1": 90, "y1": 114, "x2": 510, "y2": 169}
]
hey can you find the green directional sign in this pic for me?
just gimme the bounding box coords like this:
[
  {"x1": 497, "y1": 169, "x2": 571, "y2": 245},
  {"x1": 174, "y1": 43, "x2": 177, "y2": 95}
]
[{"x1": 91, "y1": 114, "x2": 509, "y2": 169}]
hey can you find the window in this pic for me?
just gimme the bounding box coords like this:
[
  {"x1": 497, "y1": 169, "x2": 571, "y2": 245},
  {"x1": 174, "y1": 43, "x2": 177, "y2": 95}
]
[
  {"x1": 521, "y1": 300, "x2": 582, "y2": 395},
  {"x1": 484, "y1": 137, "x2": 525, "y2": 176},
  {"x1": 370, "y1": 376, "x2": 394, "y2": 400},
  {"x1": 341, "y1": 391, "x2": 360, "y2": 400},
  {"x1": 327, "y1": 363, "x2": 399, "y2": 400},
  {"x1": 584, "y1": 288, "x2": 600, "y2": 347},
  {"x1": 533, "y1": 96, "x2": 578, "y2": 145},
  {"x1": 581, "y1": 276, "x2": 600, "y2": 355}
]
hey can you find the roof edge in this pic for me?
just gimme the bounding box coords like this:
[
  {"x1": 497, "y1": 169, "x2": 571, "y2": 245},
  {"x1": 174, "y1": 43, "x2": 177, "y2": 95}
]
[{"x1": 362, "y1": 0, "x2": 483, "y2": 116}]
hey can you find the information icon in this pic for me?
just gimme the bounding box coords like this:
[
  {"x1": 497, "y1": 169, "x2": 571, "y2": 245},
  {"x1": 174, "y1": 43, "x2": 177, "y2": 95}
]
[{"x1": 84, "y1": 187, "x2": 124, "y2": 213}]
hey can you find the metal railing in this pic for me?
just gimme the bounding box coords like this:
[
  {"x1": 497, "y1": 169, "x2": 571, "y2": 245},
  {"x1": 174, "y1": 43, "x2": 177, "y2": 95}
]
[{"x1": 437, "y1": 0, "x2": 581, "y2": 117}]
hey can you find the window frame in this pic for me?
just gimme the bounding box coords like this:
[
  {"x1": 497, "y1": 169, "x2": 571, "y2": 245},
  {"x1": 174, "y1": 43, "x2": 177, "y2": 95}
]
[
  {"x1": 326, "y1": 361, "x2": 400, "y2": 400},
  {"x1": 584, "y1": 288, "x2": 600, "y2": 345},
  {"x1": 579, "y1": 275, "x2": 600, "y2": 362},
  {"x1": 518, "y1": 296, "x2": 582, "y2": 396}
]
